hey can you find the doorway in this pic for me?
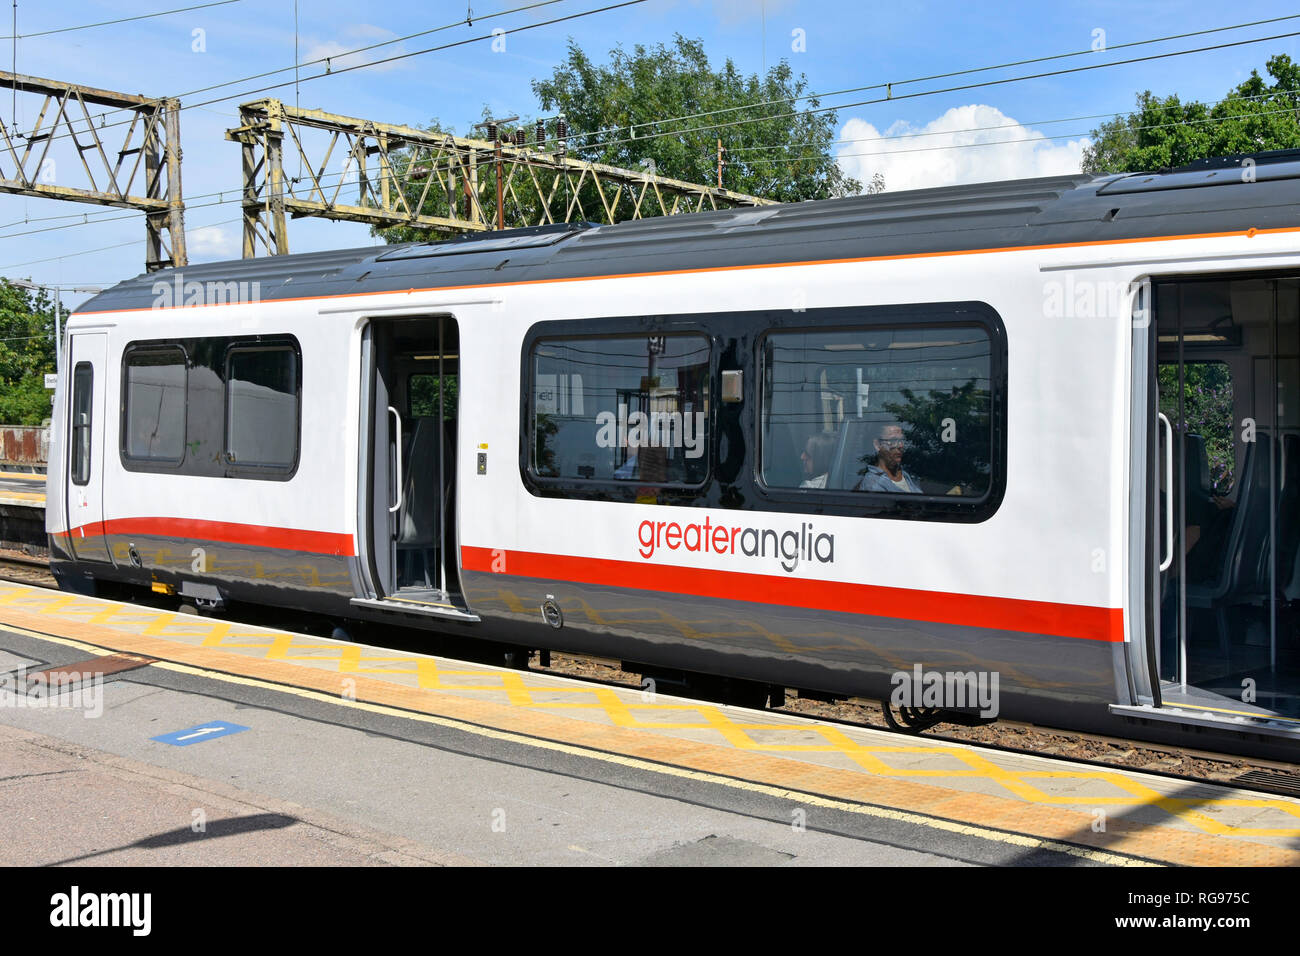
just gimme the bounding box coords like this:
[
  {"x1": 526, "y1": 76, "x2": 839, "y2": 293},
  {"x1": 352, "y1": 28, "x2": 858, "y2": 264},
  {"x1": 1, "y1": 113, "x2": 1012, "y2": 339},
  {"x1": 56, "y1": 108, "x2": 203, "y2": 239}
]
[
  {"x1": 1152, "y1": 276, "x2": 1300, "y2": 719},
  {"x1": 358, "y1": 315, "x2": 466, "y2": 614}
]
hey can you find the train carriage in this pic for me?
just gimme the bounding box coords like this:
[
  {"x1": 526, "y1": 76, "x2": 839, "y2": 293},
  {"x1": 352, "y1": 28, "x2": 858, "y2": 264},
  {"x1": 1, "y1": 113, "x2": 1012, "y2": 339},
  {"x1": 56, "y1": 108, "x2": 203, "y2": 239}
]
[{"x1": 47, "y1": 150, "x2": 1300, "y2": 758}]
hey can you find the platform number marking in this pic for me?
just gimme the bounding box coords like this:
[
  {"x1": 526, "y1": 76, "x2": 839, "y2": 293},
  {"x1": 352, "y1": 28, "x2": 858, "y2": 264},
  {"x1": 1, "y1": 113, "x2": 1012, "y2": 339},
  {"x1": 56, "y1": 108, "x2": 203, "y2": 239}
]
[{"x1": 152, "y1": 722, "x2": 249, "y2": 747}]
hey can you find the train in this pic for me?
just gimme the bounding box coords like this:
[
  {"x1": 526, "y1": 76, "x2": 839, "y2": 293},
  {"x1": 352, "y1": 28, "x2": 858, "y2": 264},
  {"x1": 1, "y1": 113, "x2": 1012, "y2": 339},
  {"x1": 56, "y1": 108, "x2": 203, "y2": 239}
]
[{"x1": 47, "y1": 148, "x2": 1300, "y2": 759}]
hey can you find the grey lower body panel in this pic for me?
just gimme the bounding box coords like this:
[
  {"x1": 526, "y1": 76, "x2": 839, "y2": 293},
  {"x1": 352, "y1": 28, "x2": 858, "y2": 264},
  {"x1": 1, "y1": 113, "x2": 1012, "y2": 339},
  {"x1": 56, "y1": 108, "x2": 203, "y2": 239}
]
[{"x1": 460, "y1": 567, "x2": 1118, "y2": 729}]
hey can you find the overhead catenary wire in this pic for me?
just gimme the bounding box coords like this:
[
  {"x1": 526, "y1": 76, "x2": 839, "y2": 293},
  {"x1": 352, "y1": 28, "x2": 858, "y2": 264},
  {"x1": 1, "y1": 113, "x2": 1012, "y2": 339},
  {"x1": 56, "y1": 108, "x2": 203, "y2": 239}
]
[
  {"x1": 755, "y1": 100, "x2": 1300, "y2": 165},
  {"x1": 0, "y1": 85, "x2": 1290, "y2": 238},
  {"x1": 558, "y1": 26, "x2": 1300, "y2": 157},
  {"x1": 22, "y1": 6, "x2": 1290, "y2": 161},
  {"x1": 0, "y1": 0, "x2": 240, "y2": 39},
  {"x1": 554, "y1": 12, "x2": 1300, "y2": 149},
  {"x1": 9, "y1": 12, "x2": 1300, "y2": 263},
  {"x1": 0, "y1": 217, "x2": 243, "y2": 270},
  {"x1": 19, "y1": 0, "x2": 575, "y2": 144},
  {"x1": 7, "y1": 92, "x2": 1300, "y2": 249},
  {"x1": 725, "y1": 87, "x2": 1299, "y2": 156},
  {"x1": 7, "y1": 8, "x2": 1291, "y2": 171},
  {"x1": 303, "y1": 21, "x2": 1300, "y2": 188},
  {"x1": 310, "y1": 29, "x2": 1300, "y2": 200},
  {"x1": 0, "y1": 0, "x2": 643, "y2": 260}
]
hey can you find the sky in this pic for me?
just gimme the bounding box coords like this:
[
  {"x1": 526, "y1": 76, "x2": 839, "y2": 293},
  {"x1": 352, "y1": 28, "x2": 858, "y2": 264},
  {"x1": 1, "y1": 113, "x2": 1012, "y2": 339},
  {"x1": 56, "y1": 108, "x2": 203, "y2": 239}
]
[{"x1": 4, "y1": 0, "x2": 1300, "y2": 307}]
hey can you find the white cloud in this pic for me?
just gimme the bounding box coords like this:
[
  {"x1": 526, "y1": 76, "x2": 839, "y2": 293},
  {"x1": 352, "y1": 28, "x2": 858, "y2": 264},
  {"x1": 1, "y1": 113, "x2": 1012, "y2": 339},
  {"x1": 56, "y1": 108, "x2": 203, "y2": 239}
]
[
  {"x1": 835, "y1": 105, "x2": 1091, "y2": 193},
  {"x1": 188, "y1": 225, "x2": 238, "y2": 261},
  {"x1": 302, "y1": 24, "x2": 407, "y2": 75}
]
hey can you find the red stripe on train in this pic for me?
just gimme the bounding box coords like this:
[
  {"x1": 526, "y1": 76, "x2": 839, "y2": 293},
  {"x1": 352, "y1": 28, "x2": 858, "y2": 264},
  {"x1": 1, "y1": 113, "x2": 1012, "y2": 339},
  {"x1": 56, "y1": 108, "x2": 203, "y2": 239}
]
[
  {"x1": 460, "y1": 545, "x2": 1124, "y2": 643},
  {"x1": 68, "y1": 517, "x2": 355, "y2": 556}
]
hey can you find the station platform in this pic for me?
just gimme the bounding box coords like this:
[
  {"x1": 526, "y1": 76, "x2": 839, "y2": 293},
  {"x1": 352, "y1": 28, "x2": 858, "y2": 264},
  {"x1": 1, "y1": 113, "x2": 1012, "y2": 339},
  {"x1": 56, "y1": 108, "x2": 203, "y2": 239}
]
[
  {"x1": 0, "y1": 579, "x2": 1298, "y2": 866},
  {"x1": 0, "y1": 471, "x2": 44, "y2": 508}
]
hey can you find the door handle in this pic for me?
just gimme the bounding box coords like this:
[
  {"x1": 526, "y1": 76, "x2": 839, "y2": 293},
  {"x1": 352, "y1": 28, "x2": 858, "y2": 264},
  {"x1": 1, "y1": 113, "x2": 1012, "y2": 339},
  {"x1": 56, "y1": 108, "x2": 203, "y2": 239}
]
[
  {"x1": 388, "y1": 406, "x2": 403, "y2": 514},
  {"x1": 1158, "y1": 412, "x2": 1174, "y2": 572}
]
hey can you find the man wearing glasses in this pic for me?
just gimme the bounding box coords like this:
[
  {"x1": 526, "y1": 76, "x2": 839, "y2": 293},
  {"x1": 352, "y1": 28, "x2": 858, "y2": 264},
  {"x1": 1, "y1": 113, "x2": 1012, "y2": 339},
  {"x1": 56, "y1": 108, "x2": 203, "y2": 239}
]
[{"x1": 855, "y1": 423, "x2": 922, "y2": 494}]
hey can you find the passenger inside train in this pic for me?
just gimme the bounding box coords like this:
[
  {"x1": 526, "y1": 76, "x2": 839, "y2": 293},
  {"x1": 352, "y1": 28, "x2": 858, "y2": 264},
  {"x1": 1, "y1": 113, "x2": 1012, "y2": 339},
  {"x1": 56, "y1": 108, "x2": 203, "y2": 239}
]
[
  {"x1": 853, "y1": 423, "x2": 922, "y2": 494},
  {"x1": 759, "y1": 322, "x2": 994, "y2": 498},
  {"x1": 799, "y1": 432, "x2": 835, "y2": 488}
]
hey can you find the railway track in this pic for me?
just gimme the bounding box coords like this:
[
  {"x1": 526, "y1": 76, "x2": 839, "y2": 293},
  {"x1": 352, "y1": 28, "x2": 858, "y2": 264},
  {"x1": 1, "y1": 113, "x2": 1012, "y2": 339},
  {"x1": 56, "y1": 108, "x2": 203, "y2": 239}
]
[
  {"x1": 0, "y1": 550, "x2": 55, "y2": 587},
  {"x1": 1, "y1": 548, "x2": 1296, "y2": 797}
]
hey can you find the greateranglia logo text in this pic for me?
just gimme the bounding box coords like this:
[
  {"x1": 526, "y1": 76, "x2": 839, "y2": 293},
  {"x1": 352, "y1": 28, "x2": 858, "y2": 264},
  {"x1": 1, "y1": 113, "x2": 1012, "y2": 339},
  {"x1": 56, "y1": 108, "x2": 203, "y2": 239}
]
[{"x1": 637, "y1": 516, "x2": 834, "y2": 573}]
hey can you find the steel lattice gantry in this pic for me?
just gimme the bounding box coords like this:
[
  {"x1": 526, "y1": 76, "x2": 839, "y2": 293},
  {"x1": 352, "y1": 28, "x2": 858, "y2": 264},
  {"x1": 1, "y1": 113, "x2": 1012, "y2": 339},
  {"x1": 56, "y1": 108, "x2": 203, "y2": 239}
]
[
  {"x1": 225, "y1": 98, "x2": 775, "y2": 257},
  {"x1": 0, "y1": 70, "x2": 186, "y2": 271}
]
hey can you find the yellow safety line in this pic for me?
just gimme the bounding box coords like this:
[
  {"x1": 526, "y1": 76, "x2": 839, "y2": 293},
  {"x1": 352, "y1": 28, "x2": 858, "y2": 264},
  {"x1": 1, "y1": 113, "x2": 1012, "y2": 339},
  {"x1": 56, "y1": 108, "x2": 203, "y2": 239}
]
[
  {"x1": 2, "y1": 581, "x2": 1298, "y2": 841},
  {"x1": 0, "y1": 619, "x2": 1156, "y2": 864},
  {"x1": 141, "y1": 657, "x2": 1156, "y2": 866}
]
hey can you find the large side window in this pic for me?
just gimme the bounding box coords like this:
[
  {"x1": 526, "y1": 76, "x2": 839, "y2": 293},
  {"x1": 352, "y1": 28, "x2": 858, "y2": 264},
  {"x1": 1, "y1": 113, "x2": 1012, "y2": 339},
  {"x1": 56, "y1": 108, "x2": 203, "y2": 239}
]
[
  {"x1": 70, "y1": 362, "x2": 93, "y2": 485},
  {"x1": 123, "y1": 346, "x2": 187, "y2": 463},
  {"x1": 530, "y1": 334, "x2": 711, "y2": 486},
  {"x1": 225, "y1": 345, "x2": 300, "y2": 472},
  {"x1": 761, "y1": 324, "x2": 995, "y2": 499}
]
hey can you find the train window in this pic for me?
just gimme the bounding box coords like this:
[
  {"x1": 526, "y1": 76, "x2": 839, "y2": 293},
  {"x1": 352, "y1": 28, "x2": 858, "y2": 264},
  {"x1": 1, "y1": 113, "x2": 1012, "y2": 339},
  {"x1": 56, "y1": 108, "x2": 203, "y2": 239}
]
[
  {"x1": 122, "y1": 346, "x2": 187, "y2": 463},
  {"x1": 761, "y1": 325, "x2": 994, "y2": 498},
  {"x1": 529, "y1": 334, "x2": 711, "y2": 486},
  {"x1": 225, "y1": 345, "x2": 300, "y2": 472},
  {"x1": 70, "y1": 362, "x2": 92, "y2": 486}
]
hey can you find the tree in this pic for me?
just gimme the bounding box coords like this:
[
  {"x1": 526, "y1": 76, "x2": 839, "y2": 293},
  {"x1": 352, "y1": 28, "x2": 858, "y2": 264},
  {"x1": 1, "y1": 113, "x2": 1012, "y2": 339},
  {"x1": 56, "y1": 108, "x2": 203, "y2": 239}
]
[
  {"x1": 1083, "y1": 54, "x2": 1300, "y2": 174},
  {"x1": 1158, "y1": 362, "x2": 1236, "y2": 495},
  {"x1": 0, "y1": 279, "x2": 59, "y2": 425},
  {"x1": 884, "y1": 379, "x2": 992, "y2": 494},
  {"x1": 374, "y1": 35, "x2": 858, "y2": 243},
  {"x1": 531, "y1": 35, "x2": 859, "y2": 203}
]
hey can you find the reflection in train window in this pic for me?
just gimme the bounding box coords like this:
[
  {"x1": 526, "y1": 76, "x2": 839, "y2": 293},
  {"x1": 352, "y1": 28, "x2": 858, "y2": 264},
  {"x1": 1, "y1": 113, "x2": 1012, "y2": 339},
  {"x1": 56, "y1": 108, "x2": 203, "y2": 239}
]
[
  {"x1": 225, "y1": 345, "x2": 300, "y2": 471},
  {"x1": 1157, "y1": 361, "x2": 1235, "y2": 495},
  {"x1": 761, "y1": 326, "x2": 993, "y2": 497},
  {"x1": 530, "y1": 335, "x2": 710, "y2": 485},
  {"x1": 409, "y1": 372, "x2": 458, "y2": 420},
  {"x1": 123, "y1": 346, "x2": 187, "y2": 463}
]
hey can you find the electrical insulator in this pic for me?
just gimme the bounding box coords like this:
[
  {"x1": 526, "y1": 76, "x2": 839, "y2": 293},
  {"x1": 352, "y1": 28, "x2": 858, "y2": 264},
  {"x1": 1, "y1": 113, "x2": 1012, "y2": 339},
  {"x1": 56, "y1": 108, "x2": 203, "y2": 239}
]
[
  {"x1": 487, "y1": 122, "x2": 498, "y2": 143},
  {"x1": 536, "y1": 119, "x2": 545, "y2": 147},
  {"x1": 556, "y1": 116, "x2": 568, "y2": 156}
]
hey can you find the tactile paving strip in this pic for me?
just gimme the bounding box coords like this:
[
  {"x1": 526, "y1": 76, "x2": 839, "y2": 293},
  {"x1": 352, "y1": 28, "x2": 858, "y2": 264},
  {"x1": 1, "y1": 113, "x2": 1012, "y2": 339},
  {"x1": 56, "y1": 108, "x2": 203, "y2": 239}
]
[{"x1": 1, "y1": 581, "x2": 1298, "y2": 865}]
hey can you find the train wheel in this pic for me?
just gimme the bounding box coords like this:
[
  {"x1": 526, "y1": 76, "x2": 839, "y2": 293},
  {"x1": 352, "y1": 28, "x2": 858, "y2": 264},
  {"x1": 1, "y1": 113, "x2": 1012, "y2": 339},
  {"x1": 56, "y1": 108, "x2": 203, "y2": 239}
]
[{"x1": 881, "y1": 700, "x2": 944, "y2": 734}]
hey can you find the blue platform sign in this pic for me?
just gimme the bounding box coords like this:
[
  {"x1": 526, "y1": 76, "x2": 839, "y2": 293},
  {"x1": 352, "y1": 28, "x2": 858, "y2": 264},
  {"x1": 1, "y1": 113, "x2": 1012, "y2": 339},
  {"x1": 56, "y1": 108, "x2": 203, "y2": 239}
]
[{"x1": 152, "y1": 722, "x2": 249, "y2": 746}]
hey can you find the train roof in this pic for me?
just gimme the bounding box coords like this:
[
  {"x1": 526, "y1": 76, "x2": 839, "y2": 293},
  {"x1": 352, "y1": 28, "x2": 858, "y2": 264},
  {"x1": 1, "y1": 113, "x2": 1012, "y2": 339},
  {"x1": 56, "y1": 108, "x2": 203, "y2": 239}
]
[{"x1": 78, "y1": 148, "x2": 1300, "y2": 315}]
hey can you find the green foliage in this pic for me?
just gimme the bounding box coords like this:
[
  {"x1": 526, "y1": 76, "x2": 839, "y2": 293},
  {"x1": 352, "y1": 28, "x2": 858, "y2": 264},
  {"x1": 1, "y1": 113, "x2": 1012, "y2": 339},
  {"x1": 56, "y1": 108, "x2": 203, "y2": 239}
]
[
  {"x1": 883, "y1": 380, "x2": 992, "y2": 493},
  {"x1": 409, "y1": 373, "x2": 459, "y2": 420},
  {"x1": 0, "y1": 279, "x2": 58, "y2": 425},
  {"x1": 530, "y1": 35, "x2": 859, "y2": 203},
  {"x1": 1083, "y1": 54, "x2": 1300, "y2": 174},
  {"x1": 374, "y1": 35, "x2": 858, "y2": 243},
  {"x1": 1158, "y1": 362, "x2": 1236, "y2": 494}
]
